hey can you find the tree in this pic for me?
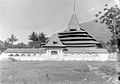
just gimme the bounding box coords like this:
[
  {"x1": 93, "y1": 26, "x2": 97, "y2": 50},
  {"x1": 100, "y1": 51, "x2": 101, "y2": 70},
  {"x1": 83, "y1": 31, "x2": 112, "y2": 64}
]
[
  {"x1": 28, "y1": 32, "x2": 48, "y2": 48},
  {"x1": 29, "y1": 32, "x2": 38, "y2": 42},
  {"x1": 4, "y1": 40, "x2": 11, "y2": 48},
  {"x1": 95, "y1": 4, "x2": 120, "y2": 52},
  {"x1": 7, "y1": 34, "x2": 18, "y2": 47},
  {"x1": 97, "y1": 41, "x2": 106, "y2": 48},
  {"x1": 38, "y1": 32, "x2": 48, "y2": 44},
  {"x1": 38, "y1": 32, "x2": 48, "y2": 47},
  {"x1": 29, "y1": 32, "x2": 38, "y2": 48},
  {"x1": 0, "y1": 40, "x2": 6, "y2": 52}
]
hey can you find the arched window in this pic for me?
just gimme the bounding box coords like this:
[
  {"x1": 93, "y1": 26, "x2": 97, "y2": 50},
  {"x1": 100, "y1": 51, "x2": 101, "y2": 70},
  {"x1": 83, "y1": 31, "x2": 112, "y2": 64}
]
[
  {"x1": 21, "y1": 54, "x2": 25, "y2": 56},
  {"x1": 15, "y1": 54, "x2": 19, "y2": 56}
]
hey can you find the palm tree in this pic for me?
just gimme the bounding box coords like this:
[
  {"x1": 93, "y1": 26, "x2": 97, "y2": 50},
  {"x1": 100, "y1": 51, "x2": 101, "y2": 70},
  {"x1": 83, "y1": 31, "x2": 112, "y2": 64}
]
[
  {"x1": 8, "y1": 34, "x2": 18, "y2": 48},
  {"x1": 29, "y1": 32, "x2": 38, "y2": 42}
]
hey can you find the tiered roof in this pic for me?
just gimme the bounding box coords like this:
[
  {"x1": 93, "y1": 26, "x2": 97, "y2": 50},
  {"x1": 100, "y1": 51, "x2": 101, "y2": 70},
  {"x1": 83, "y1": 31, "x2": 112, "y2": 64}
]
[
  {"x1": 44, "y1": 13, "x2": 99, "y2": 48},
  {"x1": 58, "y1": 30, "x2": 99, "y2": 47},
  {"x1": 44, "y1": 34, "x2": 66, "y2": 48},
  {"x1": 44, "y1": 0, "x2": 99, "y2": 48}
]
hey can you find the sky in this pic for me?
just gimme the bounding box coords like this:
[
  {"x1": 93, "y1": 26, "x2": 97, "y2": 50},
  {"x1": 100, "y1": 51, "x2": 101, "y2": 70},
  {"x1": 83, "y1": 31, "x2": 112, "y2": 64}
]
[{"x1": 0, "y1": 0, "x2": 115, "y2": 44}]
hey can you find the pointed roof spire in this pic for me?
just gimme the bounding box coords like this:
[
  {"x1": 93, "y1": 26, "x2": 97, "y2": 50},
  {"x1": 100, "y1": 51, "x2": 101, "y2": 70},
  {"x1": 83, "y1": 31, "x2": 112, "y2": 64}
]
[
  {"x1": 73, "y1": 0, "x2": 76, "y2": 13},
  {"x1": 67, "y1": 0, "x2": 80, "y2": 30}
]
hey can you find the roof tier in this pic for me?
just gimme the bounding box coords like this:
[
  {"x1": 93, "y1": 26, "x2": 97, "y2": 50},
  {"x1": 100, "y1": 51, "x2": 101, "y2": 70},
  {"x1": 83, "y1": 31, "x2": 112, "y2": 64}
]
[{"x1": 44, "y1": 13, "x2": 99, "y2": 48}]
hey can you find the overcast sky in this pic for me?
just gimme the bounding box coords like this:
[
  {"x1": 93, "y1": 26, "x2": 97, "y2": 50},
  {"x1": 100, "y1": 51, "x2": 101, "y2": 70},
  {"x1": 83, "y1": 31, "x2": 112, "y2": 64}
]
[{"x1": 0, "y1": 0, "x2": 114, "y2": 43}]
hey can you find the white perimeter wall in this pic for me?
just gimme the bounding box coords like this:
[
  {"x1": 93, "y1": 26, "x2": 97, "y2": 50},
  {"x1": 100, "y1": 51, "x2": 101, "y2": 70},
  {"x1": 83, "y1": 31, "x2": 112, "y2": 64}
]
[{"x1": 0, "y1": 52, "x2": 117, "y2": 61}]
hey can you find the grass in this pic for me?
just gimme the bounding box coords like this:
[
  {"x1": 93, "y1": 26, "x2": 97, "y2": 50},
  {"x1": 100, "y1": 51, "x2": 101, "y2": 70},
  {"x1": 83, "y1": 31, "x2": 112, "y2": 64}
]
[{"x1": 0, "y1": 61, "x2": 117, "y2": 84}]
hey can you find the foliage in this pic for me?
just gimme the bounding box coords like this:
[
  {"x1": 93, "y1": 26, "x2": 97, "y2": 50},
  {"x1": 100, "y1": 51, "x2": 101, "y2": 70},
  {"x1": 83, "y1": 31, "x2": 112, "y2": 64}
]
[
  {"x1": 4, "y1": 40, "x2": 12, "y2": 48},
  {"x1": 3, "y1": 35, "x2": 18, "y2": 49},
  {"x1": 97, "y1": 41, "x2": 106, "y2": 48},
  {"x1": 38, "y1": 32, "x2": 48, "y2": 43},
  {"x1": 28, "y1": 41, "x2": 41, "y2": 48},
  {"x1": 7, "y1": 34, "x2": 18, "y2": 45},
  {"x1": 105, "y1": 41, "x2": 117, "y2": 52},
  {"x1": 29, "y1": 32, "x2": 38, "y2": 41},
  {"x1": 97, "y1": 6, "x2": 120, "y2": 36},
  {"x1": 29, "y1": 32, "x2": 48, "y2": 48},
  {"x1": 96, "y1": 4, "x2": 120, "y2": 51}
]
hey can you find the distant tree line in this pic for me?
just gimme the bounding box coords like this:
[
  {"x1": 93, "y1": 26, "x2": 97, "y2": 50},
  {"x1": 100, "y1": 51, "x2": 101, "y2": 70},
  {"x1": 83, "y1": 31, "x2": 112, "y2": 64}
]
[
  {"x1": 0, "y1": 32, "x2": 48, "y2": 51},
  {"x1": 28, "y1": 32, "x2": 48, "y2": 48}
]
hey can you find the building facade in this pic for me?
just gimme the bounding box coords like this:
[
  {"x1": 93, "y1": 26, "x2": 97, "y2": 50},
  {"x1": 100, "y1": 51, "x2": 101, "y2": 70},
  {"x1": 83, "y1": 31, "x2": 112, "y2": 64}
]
[{"x1": 0, "y1": 4, "x2": 117, "y2": 61}]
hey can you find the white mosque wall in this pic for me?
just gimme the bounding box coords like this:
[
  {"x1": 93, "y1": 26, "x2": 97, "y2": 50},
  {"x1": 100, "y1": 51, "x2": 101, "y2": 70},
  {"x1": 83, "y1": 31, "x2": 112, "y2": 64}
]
[{"x1": 0, "y1": 52, "x2": 117, "y2": 61}]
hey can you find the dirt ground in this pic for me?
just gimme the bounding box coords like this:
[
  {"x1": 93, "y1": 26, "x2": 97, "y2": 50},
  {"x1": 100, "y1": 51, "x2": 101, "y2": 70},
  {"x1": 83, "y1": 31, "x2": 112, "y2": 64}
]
[{"x1": 0, "y1": 61, "x2": 117, "y2": 84}]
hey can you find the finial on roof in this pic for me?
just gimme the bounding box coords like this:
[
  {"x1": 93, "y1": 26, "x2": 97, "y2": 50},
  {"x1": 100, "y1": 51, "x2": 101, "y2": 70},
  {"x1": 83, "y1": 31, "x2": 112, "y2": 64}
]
[
  {"x1": 67, "y1": 0, "x2": 79, "y2": 31},
  {"x1": 73, "y1": 0, "x2": 76, "y2": 13}
]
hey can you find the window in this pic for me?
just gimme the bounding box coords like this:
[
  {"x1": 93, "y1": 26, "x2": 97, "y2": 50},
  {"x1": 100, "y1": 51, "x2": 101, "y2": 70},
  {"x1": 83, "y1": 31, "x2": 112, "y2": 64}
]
[
  {"x1": 15, "y1": 54, "x2": 19, "y2": 56},
  {"x1": 53, "y1": 41, "x2": 57, "y2": 44},
  {"x1": 63, "y1": 48, "x2": 68, "y2": 51},
  {"x1": 51, "y1": 51, "x2": 58, "y2": 55},
  {"x1": 21, "y1": 54, "x2": 25, "y2": 56},
  {"x1": 70, "y1": 29, "x2": 76, "y2": 31}
]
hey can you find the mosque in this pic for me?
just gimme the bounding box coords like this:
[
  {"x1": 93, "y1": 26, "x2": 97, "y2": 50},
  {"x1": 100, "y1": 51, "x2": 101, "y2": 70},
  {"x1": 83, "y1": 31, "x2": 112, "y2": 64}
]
[{"x1": 0, "y1": 0, "x2": 117, "y2": 61}]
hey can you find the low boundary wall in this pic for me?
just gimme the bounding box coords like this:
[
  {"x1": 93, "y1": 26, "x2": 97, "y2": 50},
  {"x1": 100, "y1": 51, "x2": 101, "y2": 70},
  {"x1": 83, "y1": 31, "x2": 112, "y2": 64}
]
[{"x1": 0, "y1": 53, "x2": 117, "y2": 61}]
